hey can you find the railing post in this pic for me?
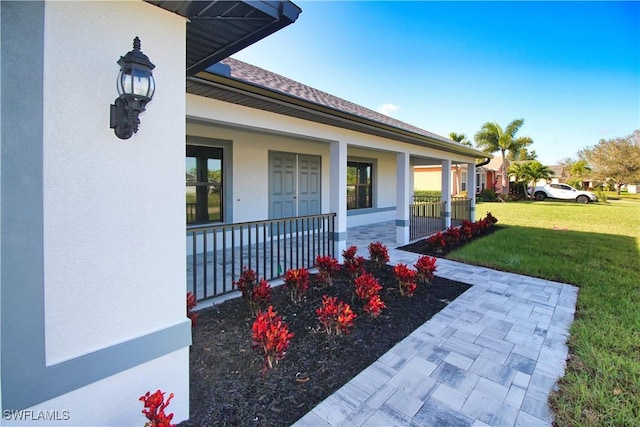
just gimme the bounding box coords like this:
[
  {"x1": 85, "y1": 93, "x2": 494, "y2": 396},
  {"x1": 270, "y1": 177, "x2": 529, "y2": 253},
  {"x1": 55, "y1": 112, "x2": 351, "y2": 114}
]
[
  {"x1": 442, "y1": 159, "x2": 452, "y2": 228},
  {"x1": 396, "y1": 152, "x2": 411, "y2": 245}
]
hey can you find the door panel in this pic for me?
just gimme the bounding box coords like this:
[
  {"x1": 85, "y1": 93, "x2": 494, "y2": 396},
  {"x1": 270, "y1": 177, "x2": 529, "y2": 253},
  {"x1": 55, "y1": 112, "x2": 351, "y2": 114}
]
[
  {"x1": 298, "y1": 155, "x2": 321, "y2": 217},
  {"x1": 269, "y1": 152, "x2": 321, "y2": 219},
  {"x1": 269, "y1": 153, "x2": 297, "y2": 219}
]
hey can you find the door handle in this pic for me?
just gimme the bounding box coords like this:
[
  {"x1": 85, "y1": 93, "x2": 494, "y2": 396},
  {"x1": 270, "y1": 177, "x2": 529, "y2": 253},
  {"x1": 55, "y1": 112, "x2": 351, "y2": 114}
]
[{"x1": 293, "y1": 189, "x2": 297, "y2": 199}]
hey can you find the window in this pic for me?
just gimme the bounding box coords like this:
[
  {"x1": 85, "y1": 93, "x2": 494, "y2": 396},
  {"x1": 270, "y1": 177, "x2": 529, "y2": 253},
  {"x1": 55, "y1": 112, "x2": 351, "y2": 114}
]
[
  {"x1": 461, "y1": 170, "x2": 468, "y2": 192},
  {"x1": 186, "y1": 146, "x2": 223, "y2": 224},
  {"x1": 347, "y1": 161, "x2": 372, "y2": 210},
  {"x1": 476, "y1": 172, "x2": 486, "y2": 193}
]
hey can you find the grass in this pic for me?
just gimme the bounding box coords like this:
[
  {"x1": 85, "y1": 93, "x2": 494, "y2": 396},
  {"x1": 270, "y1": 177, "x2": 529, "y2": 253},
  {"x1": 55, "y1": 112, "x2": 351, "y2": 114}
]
[
  {"x1": 603, "y1": 190, "x2": 640, "y2": 202},
  {"x1": 448, "y1": 199, "x2": 640, "y2": 426}
]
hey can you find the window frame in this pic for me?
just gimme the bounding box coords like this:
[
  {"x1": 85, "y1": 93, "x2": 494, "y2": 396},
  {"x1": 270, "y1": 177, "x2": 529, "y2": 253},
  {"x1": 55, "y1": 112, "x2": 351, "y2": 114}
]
[
  {"x1": 186, "y1": 145, "x2": 224, "y2": 225},
  {"x1": 476, "y1": 172, "x2": 486, "y2": 193},
  {"x1": 347, "y1": 160, "x2": 374, "y2": 210}
]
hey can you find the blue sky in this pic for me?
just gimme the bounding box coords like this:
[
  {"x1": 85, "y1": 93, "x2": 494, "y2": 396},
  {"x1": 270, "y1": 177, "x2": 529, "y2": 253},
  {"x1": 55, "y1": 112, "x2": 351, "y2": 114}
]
[{"x1": 233, "y1": 1, "x2": 639, "y2": 165}]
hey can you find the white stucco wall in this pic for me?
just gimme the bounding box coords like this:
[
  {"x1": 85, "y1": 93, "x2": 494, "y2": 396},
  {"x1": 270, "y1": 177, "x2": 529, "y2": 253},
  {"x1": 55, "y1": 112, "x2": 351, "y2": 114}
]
[
  {"x1": 43, "y1": 0, "x2": 186, "y2": 364},
  {"x1": 187, "y1": 94, "x2": 477, "y2": 164},
  {"x1": 187, "y1": 121, "x2": 331, "y2": 223},
  {"x1": 2, "y1": 349, "x2": 189, "y2": 427},
  {"x1": 19, "y1": 1, "x2": 191, "y2": 424}
]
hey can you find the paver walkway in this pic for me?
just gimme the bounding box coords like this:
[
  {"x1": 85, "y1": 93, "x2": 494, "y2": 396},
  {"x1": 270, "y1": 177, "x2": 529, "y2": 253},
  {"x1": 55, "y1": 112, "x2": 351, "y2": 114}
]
[{"x1": 293, "y1": 222, "x2": 579, "y2": 426}]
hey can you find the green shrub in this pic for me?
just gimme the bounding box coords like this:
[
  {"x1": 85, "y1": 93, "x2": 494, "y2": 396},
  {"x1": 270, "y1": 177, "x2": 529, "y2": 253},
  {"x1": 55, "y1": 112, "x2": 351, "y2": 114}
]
[
  {"x1": 477, "y1": 188, "x2": 498, "y2": 202},
  {"x1": 594, "y1": 188, "x2": 608, "y2": 202}
]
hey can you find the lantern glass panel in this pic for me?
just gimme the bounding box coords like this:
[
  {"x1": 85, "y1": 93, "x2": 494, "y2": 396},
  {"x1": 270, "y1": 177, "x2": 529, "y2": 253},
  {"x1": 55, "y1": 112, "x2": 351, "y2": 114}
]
[
  {"x1": 147, "y1": 74, "x2": 155, "y2": 98},
  {"x1": 118, "y1": 68, "x2": 153, "y2": 98},
  {"x1": 116, "y1": 70, "x2": 127, "y2": 96}
]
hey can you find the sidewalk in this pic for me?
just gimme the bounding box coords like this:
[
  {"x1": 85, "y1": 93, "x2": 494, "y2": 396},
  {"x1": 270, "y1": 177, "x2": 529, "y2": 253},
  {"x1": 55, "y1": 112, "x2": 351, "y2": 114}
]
[{"x1": 293, "y1": 223, "x2": 578, "y2": 426}]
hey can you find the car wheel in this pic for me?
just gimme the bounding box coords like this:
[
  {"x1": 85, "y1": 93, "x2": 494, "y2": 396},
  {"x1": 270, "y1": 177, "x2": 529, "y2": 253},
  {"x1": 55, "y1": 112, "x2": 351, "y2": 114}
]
[
  {"x1": 534, "y1": 192, "x2": 546, "y2": 201},
  {"x1": 576, "y1": 195, "x2": 589, "y2": 204}
]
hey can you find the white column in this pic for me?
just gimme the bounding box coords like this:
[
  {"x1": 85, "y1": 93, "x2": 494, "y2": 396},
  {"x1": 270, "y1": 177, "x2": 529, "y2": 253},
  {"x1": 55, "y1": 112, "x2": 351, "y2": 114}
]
[
  {"x1": 396, "y1": 152, "x2": 410, "y2": 245},
  {"x1": 441, "y1": 159, "x2": 452, "y2": 228},
  {"x1": 330, "y1": 140, "x2": 348, "y2": 255},
  {"x1": 467, "y1": 162, "x2": 477, "y2": 221}
]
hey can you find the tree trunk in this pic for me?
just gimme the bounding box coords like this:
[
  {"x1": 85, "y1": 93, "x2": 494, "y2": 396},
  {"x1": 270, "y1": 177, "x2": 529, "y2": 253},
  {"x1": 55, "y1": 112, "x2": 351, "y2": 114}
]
[{"x1": 501, "y1": 150, "x2": 508, "y2": 195}]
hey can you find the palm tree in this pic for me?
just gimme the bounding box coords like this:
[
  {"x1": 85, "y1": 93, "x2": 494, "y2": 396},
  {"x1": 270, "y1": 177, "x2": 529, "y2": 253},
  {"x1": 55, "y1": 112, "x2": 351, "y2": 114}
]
[
  {"x1": 449, "y1": 132, "x2": 472, "y2": 147},
  {"x1": 570, "y1": 159, "x2": 591, "y2": 189},
  {"x1": 507, "y1": 162, "x2": 531, "y2": 197},
  {"x1": 474, "y1": 119, "x2": 533, "y2": 193},
  {"x1": 526, "y1": 161, "x2": 554, "y2": 197},
  {"x1": 508, "y1": 161, "x2": 553, "y2": 198}
]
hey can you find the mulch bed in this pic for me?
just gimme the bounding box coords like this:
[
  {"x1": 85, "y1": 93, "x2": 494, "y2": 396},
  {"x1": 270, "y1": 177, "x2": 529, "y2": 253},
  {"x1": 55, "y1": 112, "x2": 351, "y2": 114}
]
[
  {"x1": 181, "y1": 261, "x2": 470, "y2": 426},
  {"x1": 398, "y1": 224, "x2": 503, "y2": 257}
]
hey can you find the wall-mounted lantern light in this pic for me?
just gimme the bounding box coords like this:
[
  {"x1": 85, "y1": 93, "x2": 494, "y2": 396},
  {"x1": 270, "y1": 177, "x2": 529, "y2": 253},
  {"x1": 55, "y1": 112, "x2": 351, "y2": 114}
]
[{"x1": 110, "y1": 37, "x2": 155, "y2": 139}]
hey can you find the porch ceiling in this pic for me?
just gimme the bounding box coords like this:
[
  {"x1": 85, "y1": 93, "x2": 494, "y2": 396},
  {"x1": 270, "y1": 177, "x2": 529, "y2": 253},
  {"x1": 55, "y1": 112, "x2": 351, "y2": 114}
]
[
  {"x1": 186, "y1": 64, "x2": 491, "y2": 160},
  {"x1": 146, "y1": 1, "x2": 301, "y2": 76}
]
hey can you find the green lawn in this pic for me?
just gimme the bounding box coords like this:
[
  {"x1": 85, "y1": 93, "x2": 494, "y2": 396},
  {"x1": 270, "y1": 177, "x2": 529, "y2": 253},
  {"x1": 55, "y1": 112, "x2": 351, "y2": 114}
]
[
  {"x1": 603, "y1": 190, "x2": 640, "y2": 202},
  {"x1": 449, "y1": 199, "x2": 640, "y2": 426}
]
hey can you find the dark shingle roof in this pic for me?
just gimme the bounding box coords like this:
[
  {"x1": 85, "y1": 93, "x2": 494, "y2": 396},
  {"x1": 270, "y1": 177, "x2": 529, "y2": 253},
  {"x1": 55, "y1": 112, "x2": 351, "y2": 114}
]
[{"x1": 218, "y1": 57, "x2": 456, "y2": 146}]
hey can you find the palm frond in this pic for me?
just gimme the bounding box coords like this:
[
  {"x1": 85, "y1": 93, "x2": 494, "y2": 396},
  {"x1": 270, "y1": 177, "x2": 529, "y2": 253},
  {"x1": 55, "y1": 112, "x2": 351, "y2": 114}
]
[{"x1": 505, "y1": 118, "x2": 525, "y2": 138}]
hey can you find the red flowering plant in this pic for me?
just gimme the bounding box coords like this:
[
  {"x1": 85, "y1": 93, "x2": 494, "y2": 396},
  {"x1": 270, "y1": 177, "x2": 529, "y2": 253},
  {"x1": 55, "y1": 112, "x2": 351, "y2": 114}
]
[
  {"x1": 444, "y1": 225, "x2": 462, "y2": 247},
  {"x1": 354, "y1": 272, "x2": 382, "y2": 301},
  {"x1": 414, "y1": 255, "x2": 437, "y2": 284},
  {"x1": 484, "y1": 212, "x2": 499, "y2": 225},
  {"x1": 364, "y1": 294, "x2": 386, "y2": 318},
  {"x1": 425, "y1": 231, "x2": 447, "y2": 254},
  {"x1": 316, "y1": 295, "x2": 357, "y2": 335},
  {"x1": 252, "y1": 305, "x2": 294, "y2": 372},
  {"x1": 354, "y1": 273, "x2": 385, "y2": 318},
  {"x1": 460, "y1": 220, "x2": 475, "y2": 240},
  {"x1": 233, "y1": 267, "x2": 271, "y2": 316},
  {"x1": 186, "y1": 292, "x2": 198, "y2": 328},
  {"x1": 139, "y1": 390, "x2": 175, "y2": 427},
  {"x1": 393, "y1": 263, "x2": 417, "y2": 296},
  {"x1": 367, "y1": 241, "x2": 390, "y2": 270},
  {"x1": 284, "y1": 267, "x2": 309, "y2": 304},
  {"x1": 250, "y1": 279, "x2": 272, "y2": 315},
  {"x1": 314, "y1": 255, "x2": 341, "y2": 287},
  {"x1": 420, "y1": 213, "x2": 499, "y2": 256},
  {"x1": 478, "y1": 218, "x2": 493, "y2": 234},
  {"x1": 342, "y1": 246, "x2": 365, "y2": 278},
  {"x1": 233, "y1": 267, "x2": 257, "y2": 299}
]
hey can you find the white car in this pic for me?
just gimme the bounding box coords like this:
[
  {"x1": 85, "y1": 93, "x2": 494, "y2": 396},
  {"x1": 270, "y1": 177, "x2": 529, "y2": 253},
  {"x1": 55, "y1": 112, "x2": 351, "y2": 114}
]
[{"x1": 529, "y1": 183, "x2": 597, "y2": 203}]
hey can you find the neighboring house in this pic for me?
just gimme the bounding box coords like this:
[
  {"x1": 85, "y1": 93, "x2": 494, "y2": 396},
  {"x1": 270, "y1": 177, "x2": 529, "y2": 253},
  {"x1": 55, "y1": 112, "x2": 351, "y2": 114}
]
[
  {"x1": 478, "y1": 156, "x2": 508, "y2": 194},
  {"x1": 414, "y1": 156, "x2": 500, "y2": 195},
  {"x1": 547, "y1": 165, "x2": 566, "y2": 184},
  {"x1": 414, "y1": 164, "x2": 470, "y2": 196},
  {"x1": 1, "y1": 1, "x2": 488, "y2": 425}
]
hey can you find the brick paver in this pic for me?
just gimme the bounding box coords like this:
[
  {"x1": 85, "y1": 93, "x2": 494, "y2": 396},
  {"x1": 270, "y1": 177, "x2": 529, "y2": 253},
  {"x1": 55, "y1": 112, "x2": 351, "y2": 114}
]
[{"x1": 293, "y1": 222, "x2": 578, "y2": 427}]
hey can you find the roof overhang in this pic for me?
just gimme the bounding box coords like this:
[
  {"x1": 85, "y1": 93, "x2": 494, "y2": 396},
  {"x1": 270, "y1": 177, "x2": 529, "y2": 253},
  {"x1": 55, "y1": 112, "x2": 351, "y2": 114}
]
[
  {"x1": 187, "y1": 71, "x2": 491, "y2": 160},
  {"x1": 146, "y1": 1, "x2": 301, "y2": 76}
]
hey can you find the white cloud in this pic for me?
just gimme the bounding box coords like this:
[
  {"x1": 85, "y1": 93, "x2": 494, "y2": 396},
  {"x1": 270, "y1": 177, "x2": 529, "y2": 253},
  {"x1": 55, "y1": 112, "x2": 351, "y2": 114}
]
[{"x1": 377, "y1": 103, "x2": 399, "y2": 116}]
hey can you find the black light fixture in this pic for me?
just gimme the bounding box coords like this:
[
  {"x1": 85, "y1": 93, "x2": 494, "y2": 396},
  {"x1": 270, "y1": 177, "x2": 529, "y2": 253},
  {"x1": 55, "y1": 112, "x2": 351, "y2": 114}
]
[{"x1": 110, "y1": 37, "x2": 155, "y2": 139}]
